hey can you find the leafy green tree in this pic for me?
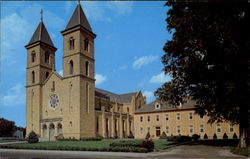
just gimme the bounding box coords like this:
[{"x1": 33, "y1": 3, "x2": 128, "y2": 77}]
[
  {"x1": 0, "y1": 118, "x2": 15, "y2": 137},
  {"x1": 155, "y1": 1, "x2": 249, "y2": 147}
]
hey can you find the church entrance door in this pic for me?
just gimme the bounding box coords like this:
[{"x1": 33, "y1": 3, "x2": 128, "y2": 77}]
[{"x1": 49, "y1": 123, "x2": 55, "y2": 141}]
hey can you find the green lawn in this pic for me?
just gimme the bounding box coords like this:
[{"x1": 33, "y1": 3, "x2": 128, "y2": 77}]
[
  {"x1": 0, "y1": 140, "x2": 174, "y2": 152},
  {"x1": 0, "y1": 140, "x2": 19, "y2": 143},
  {"x1": 230, "y1": 147, "x2": 249, "y2": 157}
]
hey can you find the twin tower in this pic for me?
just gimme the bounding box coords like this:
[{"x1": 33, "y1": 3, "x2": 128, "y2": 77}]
[{"x1": 25, "y1": 3, "x2": 97, "y2": 139}]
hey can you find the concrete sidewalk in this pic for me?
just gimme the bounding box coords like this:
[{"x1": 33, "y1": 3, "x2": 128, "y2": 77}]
[{"x1": 0, "y1": 141, "x2": 27, "y2": 145}]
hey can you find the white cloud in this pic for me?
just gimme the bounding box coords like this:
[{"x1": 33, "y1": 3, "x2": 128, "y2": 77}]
[
  {"x1": 142, "y1": 90, "x2": 155, "y2": 102},
  {"x1": 1, "y1": 84, "x2": 25, "y2": 106},
  {"x1": 132, "y1": 55, "x2": 158, "y2": 69},
  {"x1": 58, "y1": 69, "x2": 63, "y2": 76},
  {"x1": 95, "y1": 74, "x2": 107, "y2": 85},
  {"x1": 149, "y1": 72, "x2": 171, "y2": 84},
  {"x1": 106, "y1": 1, "x2": 133, "y2": 15}
]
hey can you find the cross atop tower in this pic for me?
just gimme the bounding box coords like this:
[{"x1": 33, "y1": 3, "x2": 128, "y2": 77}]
[{"x1": 40, "y1": 9, "x2": 43, "y2": 21}]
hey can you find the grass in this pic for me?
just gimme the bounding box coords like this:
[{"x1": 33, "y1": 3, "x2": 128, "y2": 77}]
[
  {"x1": 0, "y1": 140, "x2": 174, "y2": 152},
  {"x1": 0, "y1": 140, "x2": 19, "y2": 143},
  {"x1": 154, "y1": 140, "x2": 175, "y2": 151},
  {"x1": 230, "y1": 147, "x2": 249, "y2": 157}
]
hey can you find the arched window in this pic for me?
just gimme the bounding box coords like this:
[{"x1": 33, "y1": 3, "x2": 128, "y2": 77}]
[
  {"x1": 69, "y1": 60, "x2": 73, "y2": 74},
  {"x1": 31, "y1": 51, "x2": 36, "y2": 62},
  {"x1": 84, "y1": 39, "x2": 89, "y2": 51},
  {"x1": 42, "y1": 124, "x2": 47, "y2": 138},
  {"x1": 69, "y1": 37, "x2": 74, "y2": 50},
  {"x1": 57, "y1": 123, "x2": 62, "y2": 135},
  {"x1": 85, "y1": 61, "x2": 89, "y2": 76},
  {"x1": 45, "y1": 72, "x2": 49, "y2": 79},
  {"x1": 32, "y1": 71, "x2": 35, "y2": 83},
  {"x1": 45, "y1": 52, "x2": 50, "y2": 63}
]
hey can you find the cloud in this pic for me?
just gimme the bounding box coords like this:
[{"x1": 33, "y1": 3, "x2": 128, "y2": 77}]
[
  {"x1": 149, "y1": 72, "x2": 171, "y2": 84},
  {"x1": 95, "y1": 74, "x2": 107, "y2": 85},
  {"x1": 132, "y1": 55, "x2": 158, "y2": 69},
  {"x1": 142, "y1": 90, "x2": 155, "y2": 102},
  {"x1": 58, "y1": 69, "x2": 63, "y2": 76},
  {"x1": 1, "y1": 84, "x2": 25, "y2": 106},
  {"x1": 64, "y1": 1, "x2": 74, "y2": 14},
  {"x1": 106, "y1": 1, "x2": 133, "y2": 15}
]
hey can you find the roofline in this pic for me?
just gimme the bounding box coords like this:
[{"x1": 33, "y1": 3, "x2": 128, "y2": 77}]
[
  {"x1": 134, "y1": 108, "x2": 195, "y2": 114},
  {"x1": 61, "y1": 25, "x2": 96, "y2": 38},
  {"x1": 25, "y1": 41, "x2": 57, "y2": 51}
]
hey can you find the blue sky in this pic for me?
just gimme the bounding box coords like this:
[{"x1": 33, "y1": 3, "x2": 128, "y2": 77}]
[{"x1": 0, "y1": 1, "x2": 171, "y2": 127}]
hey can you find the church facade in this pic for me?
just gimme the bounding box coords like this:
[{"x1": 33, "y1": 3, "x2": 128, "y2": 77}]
[{"x1": 25, "y1": 3, "x2": 145, "y2": 140}]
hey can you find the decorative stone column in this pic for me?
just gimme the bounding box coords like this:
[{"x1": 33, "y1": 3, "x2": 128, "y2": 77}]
[{"x1": 101, "y1": 106, "x2": 106, "y2": 138}]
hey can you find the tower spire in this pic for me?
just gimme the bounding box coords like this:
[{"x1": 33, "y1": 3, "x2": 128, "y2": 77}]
[
  {"x1": 78, "y1": 0, "x2": 80, "y2": 5},
  {"x1": 40, "y1": 9, "x2": 43, "y2": 22}
]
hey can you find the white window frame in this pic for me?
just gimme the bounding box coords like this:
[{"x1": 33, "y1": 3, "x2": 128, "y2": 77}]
[
  {"x1": 165, "y1": 114, "x2": 169, "y2": 120},
  {"x1": 216, "y1": 123, "x2": 221, "y2": 133},
  {"x1": 155, "y1": 103, "x2": 161, "y2": 109},
  {"x1": 189, "y1": 112, "x2": 193, "y2": 120},
  {"x1": 140, "y1": 116, "x2": 143, "y2": 122},
  {"x1": 200, "y1": 124, "x2": 204, "y2": 133},
  {"x1": 177, "y1": 126, "x2": 181, "y2": 134},
  {"x1": 156, "y1": 115, "x2": 160, "y2": 121},
  {"x1": 176, "y1": 113, "x2": 181, "y2": 120},
  {"x1": 189, "y1": 125, "x2": 193, "y2": 133},
  {"x1": 229, "y1": 124, "x2": 234, "y2": 132}
]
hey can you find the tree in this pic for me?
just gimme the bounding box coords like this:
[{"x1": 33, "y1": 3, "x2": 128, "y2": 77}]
[
  {"x1": 0, "y1": 118, "x2": 15, "y2": 137},
  {"x1": 155, "y1": 1, "x2": 249, "y2": 147}
]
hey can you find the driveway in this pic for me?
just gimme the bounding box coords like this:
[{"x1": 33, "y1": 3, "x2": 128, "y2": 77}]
[{"x1": 0, "y1": 145, "x2": 247, "y2": 159}]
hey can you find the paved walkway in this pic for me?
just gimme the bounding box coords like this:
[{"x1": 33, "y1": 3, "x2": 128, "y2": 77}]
[
  {"x1": 0, "y1": 141, "x2": 27, "y2": 145},
  {"x1": 0, "y1": 145, "x2": 247, "y2": 159}
]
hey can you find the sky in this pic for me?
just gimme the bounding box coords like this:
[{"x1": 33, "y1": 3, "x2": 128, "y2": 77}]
[{"x1": 0, "y1": 1, "x2": 172, "y2": 127}]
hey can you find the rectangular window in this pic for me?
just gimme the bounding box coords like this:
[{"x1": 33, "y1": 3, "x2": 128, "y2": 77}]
[
  {"x1": 229, "y1": 124, "x2": 234, "y2": 132},
  {"x1": 177, "y1": 126, "x2": 181, "y2": 134},
  {"x1": 216, "y1": 124, "x2": 221, "y2": 133},
  {"x1": 166, "y1": 126, "x2": 169, "y2": 134},
  {"x1": 176, "y1": 113, "x2": 180, "y2": 120},
  {"x1": 140, "y1": 116, "x2": 143, "y2": 122},
  {"x1": 189, "y1": 125, "x2": 193, "y2": 133},
  {"x1": 156, "y1": 115, "x2": 159, "y2": 121},
  {"x1": 84, "y1": 39, "x2": 89, "y2": 51},
  {"x1": 165, "y1": 114, "x2": 169, "y2": 120},
  {"x1": 147, "y1": 116, "x2": 150, "y2": 122},
  {"x1": 189, "y1": 112, "x2": 193, "y2": 120},
  {"x1": 200, "y1": 124, "x2": 204, "y2": 133},
  {"x1": 140, "y1": 127, "x2": 143, "y2": 134}
]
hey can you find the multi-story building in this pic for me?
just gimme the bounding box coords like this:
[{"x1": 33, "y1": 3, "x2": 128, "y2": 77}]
[{"x1": 134, "y1": 100, "x2": 239, "y2": 139}]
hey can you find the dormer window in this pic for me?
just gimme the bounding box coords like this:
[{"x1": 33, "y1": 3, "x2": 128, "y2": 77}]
[
  {"x1": 155, "y1": 103, "x2": 161, "y2": 109},
  {"x1": 84, "y1": 39, "x2": 89, "y2": 51},
  {"x1": 177, "y1": 102, "x2": 182, "y2": 108},
  {"x1": 69, "y1": 37, "x2": 75, "y2": 50},
  {"x1": 31, "y1": 51, "x2": 36, "y2": 62}
]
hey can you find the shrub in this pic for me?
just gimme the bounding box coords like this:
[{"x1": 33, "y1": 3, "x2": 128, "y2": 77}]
[
  {"x1": 27, "y1": 131, "x2": 39, "y2": 144},
  {"x1": 140, "y1": 140, "x2": 154, "y2": 152},
  {"x1": 55, "y1": 134, "x2": 64, "y2": 140},
  {"x1": 159, "y1": 132, "x2": 167, "y2": 139},
  {"x1": 223, "y1": 133, "x2": 228, "y2": 139},
  {"x1": 80, "y1": 137, "x2": 102, "y2": 141},
  {"x1": 203, "y1": 133, "x2": 208, "y2": 139},
  {"x1": 213, "y1": 133, "x2": 217, "y2": 139},
  {"x1": 110, "y1": 140, "x2": 141, "y2": 147},
  {"x1": 192, "y1": 134, "x2": 200, "y2": 141},
  {"x1": 233, "y1": 133, "x2": 238, "y2": 139},
  {"x1": 145, "y1": 132, "x2": 150, "y2": 140}
]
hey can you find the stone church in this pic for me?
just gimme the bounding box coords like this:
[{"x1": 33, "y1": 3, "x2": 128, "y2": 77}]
[{"x1": 25, "y1": 3, "x2": 145, "y2": 140}]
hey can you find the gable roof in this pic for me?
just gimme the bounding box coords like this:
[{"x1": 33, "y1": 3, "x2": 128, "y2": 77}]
[
  {"x1": 27, "y1": 21, "x2": 55, "y2": 48},
  {"x1": 135, "y1": 99, "x2": 196, "y2": 114},
  {"x1": 95, "y1": 88, "x2": 137, "y2": 104},
  {"x1": 64, "y1": 3, "x2": 92, "y2": 32}
]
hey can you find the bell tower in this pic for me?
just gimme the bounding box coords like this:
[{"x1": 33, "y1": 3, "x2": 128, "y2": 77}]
[
  {"x1": 61, "y1": 2, "x2": 96, "y2": 138},
  {"x1": 25, "y1": 10, "x2": 57, "y2": 136}
]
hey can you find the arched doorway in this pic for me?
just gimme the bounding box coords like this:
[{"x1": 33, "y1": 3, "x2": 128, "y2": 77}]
[
  {"x1": 49, "y1": 123, "x2": 55, "y2": 141},
  {"x1": 57, "y1": 123, "x2": 62, "y2": 135},
  {"x1": 42, "y1": 124, "x2": 47, "y2": 138}
]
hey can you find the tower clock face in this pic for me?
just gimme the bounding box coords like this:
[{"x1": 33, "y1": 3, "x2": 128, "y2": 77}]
[{"x1": 50, "y1": 94, "x2": 59, "y2": 109}]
